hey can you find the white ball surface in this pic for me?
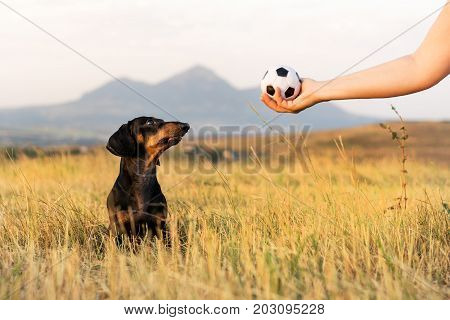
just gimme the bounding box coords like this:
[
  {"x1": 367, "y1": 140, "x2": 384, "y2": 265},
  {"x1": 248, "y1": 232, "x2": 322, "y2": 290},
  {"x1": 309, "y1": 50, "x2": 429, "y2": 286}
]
[{"x1": 260, "y1": 66, "x2": 302, "y2": 100}]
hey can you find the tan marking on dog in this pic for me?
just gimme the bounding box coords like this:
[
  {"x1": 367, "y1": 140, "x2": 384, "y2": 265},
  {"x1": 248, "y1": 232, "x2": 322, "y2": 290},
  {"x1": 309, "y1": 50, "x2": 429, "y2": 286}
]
[
  {"x1": 117, "y1": 211, "x2": 130, "y2": 224},
  {"x1": 145, "y1": 123, "x2": 180, "y2": 147},
  {"x1": 144, "y1": 123, "x2": 184, "y2": 165},
  {"x1": 136, "y1": 133, "x2": 145, "y2": 143}
]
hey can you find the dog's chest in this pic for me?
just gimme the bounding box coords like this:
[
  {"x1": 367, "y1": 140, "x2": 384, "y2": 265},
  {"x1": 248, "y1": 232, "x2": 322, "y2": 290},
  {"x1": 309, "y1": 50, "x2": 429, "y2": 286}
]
[{"x1": 129, "y1": 182, "x2": 166, "y2": 213}]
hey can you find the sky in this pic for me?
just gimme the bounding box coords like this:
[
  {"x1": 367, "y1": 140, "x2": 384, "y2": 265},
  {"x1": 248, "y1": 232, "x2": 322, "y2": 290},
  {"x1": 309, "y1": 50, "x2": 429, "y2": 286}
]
[{"x1": 0, "y1": 0, "x2": 448, "y2": 120}]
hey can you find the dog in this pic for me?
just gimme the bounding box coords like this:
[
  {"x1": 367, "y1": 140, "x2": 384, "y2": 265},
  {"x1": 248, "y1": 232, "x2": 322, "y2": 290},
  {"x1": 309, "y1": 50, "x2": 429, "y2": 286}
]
[{"x1": 106, "y1": 116, "x2": 190, "y2": 244}]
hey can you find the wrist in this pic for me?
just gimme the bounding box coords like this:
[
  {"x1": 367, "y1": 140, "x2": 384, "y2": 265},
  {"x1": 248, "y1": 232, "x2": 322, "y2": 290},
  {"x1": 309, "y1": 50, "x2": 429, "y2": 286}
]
[
  {"x1": 317, "y1": 78, "x2": 345, "y2": 102},
  {"x1": 313, "y1": 80, "x2": 331, "y2": 103}
]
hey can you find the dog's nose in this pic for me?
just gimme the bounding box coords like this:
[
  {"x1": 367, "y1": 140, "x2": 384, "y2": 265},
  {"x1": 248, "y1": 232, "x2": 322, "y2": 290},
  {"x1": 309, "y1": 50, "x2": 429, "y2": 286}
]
[{"x1": 180, "y1": 122, "x2": 190, "y2": 132}]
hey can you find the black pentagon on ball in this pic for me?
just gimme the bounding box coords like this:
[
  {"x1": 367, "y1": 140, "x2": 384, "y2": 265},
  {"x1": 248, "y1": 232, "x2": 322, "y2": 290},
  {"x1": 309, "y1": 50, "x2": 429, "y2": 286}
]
[
  {"x1": 262, "y1": 70, "x2": 268, "y2": 79},
  {"x1": 285, "y1": 87, "x2": 295, "y2": 98},
  {"x1": 276, "y1": 67, "x2": 289, "y2": 77},
  {"x1": 266, "y1": 85, "x2": 275, "y2": 96}
]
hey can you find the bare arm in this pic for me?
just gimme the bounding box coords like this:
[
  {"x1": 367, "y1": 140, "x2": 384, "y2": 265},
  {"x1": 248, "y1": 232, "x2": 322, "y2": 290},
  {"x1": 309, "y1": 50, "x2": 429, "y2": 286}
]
[{"x1": 262, "y1": 3, "x2": 450, "y2": 113}]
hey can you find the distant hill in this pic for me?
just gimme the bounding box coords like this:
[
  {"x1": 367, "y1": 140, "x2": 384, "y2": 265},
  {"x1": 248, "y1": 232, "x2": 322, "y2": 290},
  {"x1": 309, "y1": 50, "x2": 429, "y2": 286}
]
[
  {"x1": 304, "y1": 121, "x2": 450, "y2": 165},
  {"x1": 3, "y1": 121, "x2": 448, "y2": 166},
  {"x1": 0, "y1": 65, "x2": 379, "y2": 146}
]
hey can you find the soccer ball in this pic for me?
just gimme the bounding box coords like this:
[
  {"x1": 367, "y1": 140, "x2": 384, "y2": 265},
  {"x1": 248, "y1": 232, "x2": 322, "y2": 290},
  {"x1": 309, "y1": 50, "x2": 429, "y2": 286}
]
[{"x1": 260, "y1": 66, "x2": 302, "y2": 100}]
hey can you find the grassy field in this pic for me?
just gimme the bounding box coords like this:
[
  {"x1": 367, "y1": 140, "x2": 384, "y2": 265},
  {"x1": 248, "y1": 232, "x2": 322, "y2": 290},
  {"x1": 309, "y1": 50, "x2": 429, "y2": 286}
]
[{"x1": 0, "y1": 122, "x2": 448, "y2": 299}]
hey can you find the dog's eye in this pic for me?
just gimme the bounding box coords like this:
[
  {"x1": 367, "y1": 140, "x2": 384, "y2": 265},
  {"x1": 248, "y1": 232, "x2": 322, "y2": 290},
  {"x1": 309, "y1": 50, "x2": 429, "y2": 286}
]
[{"x1": 145, "y1": 119, "x2": 154, "y2": 126}]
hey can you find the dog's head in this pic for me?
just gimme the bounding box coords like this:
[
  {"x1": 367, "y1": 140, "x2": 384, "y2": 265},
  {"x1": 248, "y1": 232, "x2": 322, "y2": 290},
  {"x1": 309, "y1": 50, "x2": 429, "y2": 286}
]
[{"x1": 106, "y1": 117, "x2": 190, "y2": 164}]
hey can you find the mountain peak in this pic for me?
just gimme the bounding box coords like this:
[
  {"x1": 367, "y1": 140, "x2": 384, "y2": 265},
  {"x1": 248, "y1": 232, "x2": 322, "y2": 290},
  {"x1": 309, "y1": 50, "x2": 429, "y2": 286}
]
[
  {"x1": 159, "y1": 65, "x2": 229, "y2": 87},
  {"x1": 184, "y1": 65, "x2": 217, "y2": 77}
]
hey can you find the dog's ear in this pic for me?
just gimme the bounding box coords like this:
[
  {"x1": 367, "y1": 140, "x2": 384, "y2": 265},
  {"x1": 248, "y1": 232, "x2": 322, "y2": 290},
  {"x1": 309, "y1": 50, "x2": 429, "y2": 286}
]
[{"x1": 106, "y1": 123, "x2": 136, "y2": 157}]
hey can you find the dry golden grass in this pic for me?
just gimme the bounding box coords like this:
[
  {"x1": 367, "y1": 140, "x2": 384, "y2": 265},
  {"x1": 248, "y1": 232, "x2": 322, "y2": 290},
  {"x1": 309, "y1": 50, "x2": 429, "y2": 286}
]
[{"x1": 0, "y1": 129, "x2": 449, "y2": 299}]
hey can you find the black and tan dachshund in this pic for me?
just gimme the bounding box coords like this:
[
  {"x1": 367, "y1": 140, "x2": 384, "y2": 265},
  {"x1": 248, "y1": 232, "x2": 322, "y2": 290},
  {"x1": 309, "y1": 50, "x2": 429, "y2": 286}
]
[{"x1": 106, "y1": 116, "x2": 189, "y2": 244}]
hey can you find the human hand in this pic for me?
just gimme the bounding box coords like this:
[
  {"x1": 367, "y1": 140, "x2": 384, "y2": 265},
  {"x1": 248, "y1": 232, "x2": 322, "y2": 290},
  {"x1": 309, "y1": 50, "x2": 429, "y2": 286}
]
[{"x1": 260, "y1": 78, "x2": 325, "y2": 113}]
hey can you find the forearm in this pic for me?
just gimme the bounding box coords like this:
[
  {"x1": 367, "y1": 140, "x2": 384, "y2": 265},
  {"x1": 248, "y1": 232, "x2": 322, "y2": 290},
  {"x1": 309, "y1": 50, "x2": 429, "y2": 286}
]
[{"x1": 317, "y1": 54, "x2": 445, "y2": 102}]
